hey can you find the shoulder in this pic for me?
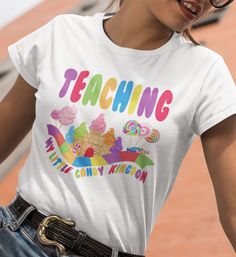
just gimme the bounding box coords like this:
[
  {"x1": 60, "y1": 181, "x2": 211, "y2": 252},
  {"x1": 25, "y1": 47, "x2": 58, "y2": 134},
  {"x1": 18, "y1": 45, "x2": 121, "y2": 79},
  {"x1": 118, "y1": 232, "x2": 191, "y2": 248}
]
[
  {"x1": 45, "y1": 13, "x2": 101, "y2": 37},
  {"x1": 52, "y1": 13, "x2": 98, "y2": 27},
  {"x1": 173, "y1": 33, "x2": 224, "y2": 70}
]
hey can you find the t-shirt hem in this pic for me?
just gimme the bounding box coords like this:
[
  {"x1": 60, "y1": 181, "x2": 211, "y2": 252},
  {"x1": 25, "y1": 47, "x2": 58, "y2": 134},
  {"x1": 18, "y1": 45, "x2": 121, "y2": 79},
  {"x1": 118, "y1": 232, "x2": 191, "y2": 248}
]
[
  {"x1": 8, "y1": 44, "x2": 38, "y2": 89},
  {"x1": 197, "y1": 104, "x2": 236, "y2": 136}
]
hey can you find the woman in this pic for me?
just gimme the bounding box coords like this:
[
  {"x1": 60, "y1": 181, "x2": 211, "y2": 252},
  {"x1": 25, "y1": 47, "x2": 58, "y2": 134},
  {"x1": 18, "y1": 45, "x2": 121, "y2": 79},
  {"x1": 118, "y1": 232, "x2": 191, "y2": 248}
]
[{"x1": 0, "y1": 0, "x2": 235, "y2": 256}]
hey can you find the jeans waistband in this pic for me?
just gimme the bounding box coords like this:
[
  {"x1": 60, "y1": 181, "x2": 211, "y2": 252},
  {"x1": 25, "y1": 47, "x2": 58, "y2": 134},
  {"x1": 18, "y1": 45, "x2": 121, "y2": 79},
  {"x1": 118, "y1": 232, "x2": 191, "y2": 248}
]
[{"x1": 8, "y1": 194, "x2": 145, "y2": 257}]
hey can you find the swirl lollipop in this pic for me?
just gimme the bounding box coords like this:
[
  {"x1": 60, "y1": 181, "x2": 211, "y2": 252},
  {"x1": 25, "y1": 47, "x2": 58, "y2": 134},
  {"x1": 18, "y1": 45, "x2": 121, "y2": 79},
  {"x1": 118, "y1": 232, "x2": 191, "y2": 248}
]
[
  {"x1": 135, "y1": 123, "x2": 152, "y2": 146},
  {"x1": 145, "y1": 129, "x2": 160, "y2": 143},
  {"x1": 140, "y1": 129, "x2": 160, "y2": 148},
  {"x1": 123, "y1": 120, "x2": 141, "y2": 147},
  {"x1": 140, "y1": 123, "x2": 153, "y2": 137},
  {"x1": 123, "y1": 120, "x2": 141, "y2": 136}
]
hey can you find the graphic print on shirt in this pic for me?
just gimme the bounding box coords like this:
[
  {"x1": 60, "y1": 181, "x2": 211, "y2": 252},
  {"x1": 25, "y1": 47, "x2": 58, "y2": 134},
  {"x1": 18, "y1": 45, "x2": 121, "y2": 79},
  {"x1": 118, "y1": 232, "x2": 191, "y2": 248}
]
[
  {"x1": 47, "y1": 109, "x2": 159, "y2": 166},
  {"x1": 44, "y1": 68, "x2": 174, "y2": 184}
]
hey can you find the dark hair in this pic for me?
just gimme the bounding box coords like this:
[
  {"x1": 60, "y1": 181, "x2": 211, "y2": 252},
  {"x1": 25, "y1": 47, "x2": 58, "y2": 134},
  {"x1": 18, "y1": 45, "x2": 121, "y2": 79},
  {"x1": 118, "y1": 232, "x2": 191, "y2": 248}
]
[{"x1": 105, "y1": 0, "x2": 200, "y2": 45}]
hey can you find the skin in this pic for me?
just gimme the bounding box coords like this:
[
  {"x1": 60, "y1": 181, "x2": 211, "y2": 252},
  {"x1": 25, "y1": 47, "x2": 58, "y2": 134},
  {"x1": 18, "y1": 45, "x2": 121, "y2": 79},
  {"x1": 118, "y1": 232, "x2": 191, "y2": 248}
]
[
  {"x1": 0, "y1": 75, "x2": 36, "y2": 163},
  {"x1": 201, "y1": 115, "x2": 236, "y2": 252},
  {"x1": 0, "y1": 0, "x2": 235, "y2": 252},
  {"x1": 103, "y1": 0, "x2": 213, "y2": 51}
]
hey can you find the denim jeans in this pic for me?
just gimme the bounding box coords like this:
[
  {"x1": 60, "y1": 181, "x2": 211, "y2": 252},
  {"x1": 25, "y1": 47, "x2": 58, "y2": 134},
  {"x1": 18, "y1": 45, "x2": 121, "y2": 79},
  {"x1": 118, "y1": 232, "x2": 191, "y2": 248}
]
[{"x1": 0, "y1": 202, "x2": 83, "y2": 257}]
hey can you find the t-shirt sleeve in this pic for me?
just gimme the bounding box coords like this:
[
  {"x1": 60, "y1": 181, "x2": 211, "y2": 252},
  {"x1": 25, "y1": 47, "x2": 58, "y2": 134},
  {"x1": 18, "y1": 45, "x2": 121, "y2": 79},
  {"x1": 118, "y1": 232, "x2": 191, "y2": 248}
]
[
  {"x1": 191, "y1": 56, "x2": 236, "y2": 136},
  {"x1": 7, "y1": 17, "x2": 56, "y2": 89}
]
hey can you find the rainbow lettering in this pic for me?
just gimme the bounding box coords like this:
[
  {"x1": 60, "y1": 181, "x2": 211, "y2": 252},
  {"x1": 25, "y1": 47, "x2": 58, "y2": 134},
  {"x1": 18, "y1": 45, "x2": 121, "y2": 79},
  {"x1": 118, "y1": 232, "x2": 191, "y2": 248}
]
[{"x1": 59, "y1": 69, "x2": 173, "y2": 122}]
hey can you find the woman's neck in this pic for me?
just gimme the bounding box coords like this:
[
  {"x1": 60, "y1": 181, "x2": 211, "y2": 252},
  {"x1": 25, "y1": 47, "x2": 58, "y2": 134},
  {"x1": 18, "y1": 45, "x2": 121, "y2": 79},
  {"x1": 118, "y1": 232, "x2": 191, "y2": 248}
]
[{"x1": 103, "y1": 1, "x2": 174, "y2": 51}]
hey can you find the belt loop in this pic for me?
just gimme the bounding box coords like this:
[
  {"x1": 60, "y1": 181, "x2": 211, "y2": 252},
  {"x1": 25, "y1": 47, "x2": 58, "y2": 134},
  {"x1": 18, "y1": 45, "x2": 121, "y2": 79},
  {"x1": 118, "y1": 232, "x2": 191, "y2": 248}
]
[
  {"x1": 111, "y1": 248, "x2": 119, "y2": 257},
  {"x1": 9, "y1": 205, "x2": 35, "y2": 231}
]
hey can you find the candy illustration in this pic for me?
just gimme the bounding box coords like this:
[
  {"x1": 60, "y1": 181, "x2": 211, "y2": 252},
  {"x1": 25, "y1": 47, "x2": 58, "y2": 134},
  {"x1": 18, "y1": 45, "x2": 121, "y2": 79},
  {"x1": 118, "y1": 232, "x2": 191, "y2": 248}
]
[
  {"x1": 47, "y1": 111, "x2": 156, "y2": 169},
  {"x1": 139, "y1": 123, "x2": 152, "y2": 137},
  {"x1": 123, "y1": 120, "x2": 141, "y2": 136},
  {"x1": 123, "y1": 120, "x2": 141, "y2": 147},
  {"x1": 65, "y1": 125, "x2": 75, "y2": 144},
  {"x1": 135, "y1": 123, "x2": 153, "y2": 147},
  {"x1": 51, "y1": 110, "x2": 60, "y2": 120},
  {"x1": 104, "y1": 128, "x2": 116, "y2": 146},
  {"x1": 73, "y1": 143, "x2": 80, "y2": 156},
  {"x1": 47, "y1": 124, "x2": 154, "y2": 169},
  {"x1": 145, "y1": 129, "x2": 160, "y2": 143},
  {"x1": 89, "y1": 114, "x2": 106, "y2": 134},
  {"x1": 84, "y1": 146, "x2": 95, "y2": 157},
  {"x1": 77, "y1": 114, "x2": 110, "y2": 156},
  {"x1": 110, "y1": 137, "x2": 123, "y2": 153},
  {"x1": 74, "y1": 122, "x2": 88, "y2": 139},
  {"x1": 51, "y1": 105, "x2": 78, "y2": 126}
]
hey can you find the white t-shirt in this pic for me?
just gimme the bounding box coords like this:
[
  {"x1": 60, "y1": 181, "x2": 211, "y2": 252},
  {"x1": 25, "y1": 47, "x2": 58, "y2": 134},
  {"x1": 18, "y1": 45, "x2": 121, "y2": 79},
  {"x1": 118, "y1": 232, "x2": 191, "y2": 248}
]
[{"x1": 8, "y1": 12, "x2": 236, "y2": 254}]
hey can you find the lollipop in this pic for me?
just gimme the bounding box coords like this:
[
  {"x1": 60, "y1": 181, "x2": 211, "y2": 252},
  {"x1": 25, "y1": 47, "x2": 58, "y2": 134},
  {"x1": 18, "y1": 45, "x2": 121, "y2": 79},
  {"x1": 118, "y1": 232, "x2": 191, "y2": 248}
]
[
  {"x1": 123, "y1": 120, "x2": 141, "y2": 136},
  {"x1": 62, "y1": 106, "x2": 77, "y2": 119},
  {"x1": 123, "y1": 120, "x2": 141, "y2": 147},
  {"x1": 140, "y1": 123, "x2": 152, "y2": 137},
  {"x1": 135, "y1": 123, "x2": 152, "y2": 146},
  {"x1": 139, "y1": 128, "x2": 160, "y2": 148},
  {"x1": 145, "y1": 129, "x2": 160, "y2": 143},
  {"x1": 73, "y1": 143, "x2": 80, "y2": 156}
]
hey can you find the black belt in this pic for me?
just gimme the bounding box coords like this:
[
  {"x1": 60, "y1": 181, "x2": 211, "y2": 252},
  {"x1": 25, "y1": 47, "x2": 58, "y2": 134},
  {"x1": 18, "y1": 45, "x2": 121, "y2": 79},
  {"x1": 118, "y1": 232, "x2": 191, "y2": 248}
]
[{"x1": 8, "y1": 195, "x2": 144, "y2": 257}]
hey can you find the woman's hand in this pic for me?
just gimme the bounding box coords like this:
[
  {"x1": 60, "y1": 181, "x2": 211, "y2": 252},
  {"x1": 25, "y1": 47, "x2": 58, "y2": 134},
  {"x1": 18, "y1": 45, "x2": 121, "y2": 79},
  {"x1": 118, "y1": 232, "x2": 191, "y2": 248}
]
[
  {"x1": 201, "y1": 114, "x2": 236, "y2": 252},
  {"x1": 0, "y1": 75, "x2": 37, "y2": 164}
]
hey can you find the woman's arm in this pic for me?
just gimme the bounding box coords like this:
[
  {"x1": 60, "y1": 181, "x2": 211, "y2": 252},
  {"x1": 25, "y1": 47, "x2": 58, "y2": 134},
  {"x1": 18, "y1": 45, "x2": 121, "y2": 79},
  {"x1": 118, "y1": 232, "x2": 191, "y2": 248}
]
[
  {"x1": 0, "y1": 75, "x2": 37, "y2": 164},
  {"x1": 201, "y1": 114, "x2": 236, "y2": 252}
]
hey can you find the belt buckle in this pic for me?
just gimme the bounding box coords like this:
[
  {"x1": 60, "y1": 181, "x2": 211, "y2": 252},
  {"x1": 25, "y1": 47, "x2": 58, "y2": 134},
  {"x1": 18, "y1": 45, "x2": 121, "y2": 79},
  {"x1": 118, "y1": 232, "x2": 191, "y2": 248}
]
[{"x1": 37, "y1": 215, "x2": 75, "y2": 255}]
